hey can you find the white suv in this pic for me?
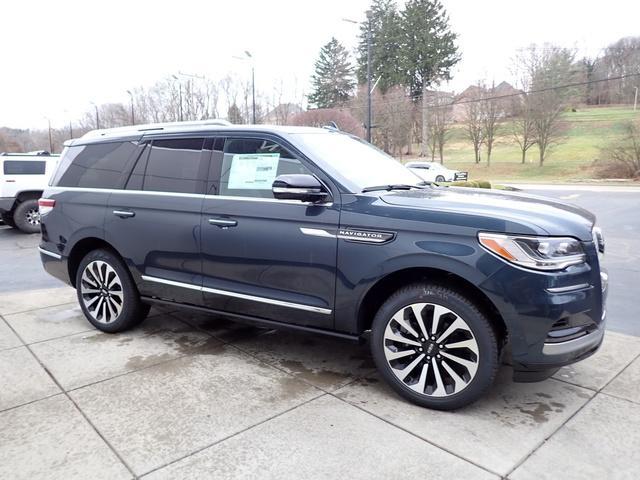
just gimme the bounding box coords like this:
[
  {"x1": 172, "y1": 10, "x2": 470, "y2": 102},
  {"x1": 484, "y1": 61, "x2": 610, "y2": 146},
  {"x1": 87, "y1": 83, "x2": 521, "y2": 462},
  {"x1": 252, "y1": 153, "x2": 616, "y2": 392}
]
[
  {"x1": 0, "y1": 151, "x2": 59, "y2": 233},
  {"x1": 405, "y1": 161, "x2": 468, "y2": 183}
]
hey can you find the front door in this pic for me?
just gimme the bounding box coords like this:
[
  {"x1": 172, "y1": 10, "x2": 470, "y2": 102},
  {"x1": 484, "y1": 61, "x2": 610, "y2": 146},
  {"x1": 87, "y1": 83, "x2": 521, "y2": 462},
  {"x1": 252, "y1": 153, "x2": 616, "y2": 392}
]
[{"x1": 200, "y1": 136, "x2": 339, "y2": 329}]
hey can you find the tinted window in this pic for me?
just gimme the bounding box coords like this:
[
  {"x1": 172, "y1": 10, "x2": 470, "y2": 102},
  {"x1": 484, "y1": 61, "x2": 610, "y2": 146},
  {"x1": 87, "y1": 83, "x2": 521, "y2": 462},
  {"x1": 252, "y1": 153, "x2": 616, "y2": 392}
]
[
  {"x1": 3, "y1": 160, "x2": 46, "y2": 175},
  {"x1": 219, "y1": 138, "x2": 310, "y2": 198},
  {"x1": 143, "y1": 138, "x2": 206, "y2": 194},
  {"x1": 53, "y1": 142, "x2": 138, "y2": 188}
]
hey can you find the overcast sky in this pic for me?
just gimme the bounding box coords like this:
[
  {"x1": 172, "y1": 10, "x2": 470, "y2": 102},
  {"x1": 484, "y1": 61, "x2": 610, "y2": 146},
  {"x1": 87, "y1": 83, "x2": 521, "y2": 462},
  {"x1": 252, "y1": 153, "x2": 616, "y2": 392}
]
[{"x1": 2, "y1": 0, "x2": 638, "y2": 129}]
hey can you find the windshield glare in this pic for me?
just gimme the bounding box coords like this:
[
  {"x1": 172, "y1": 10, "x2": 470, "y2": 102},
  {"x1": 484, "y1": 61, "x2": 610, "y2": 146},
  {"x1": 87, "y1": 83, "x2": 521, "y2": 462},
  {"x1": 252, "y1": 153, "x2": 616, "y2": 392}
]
[{"x1": 294, "y1": 132, "x2": 422, "y2": 192}]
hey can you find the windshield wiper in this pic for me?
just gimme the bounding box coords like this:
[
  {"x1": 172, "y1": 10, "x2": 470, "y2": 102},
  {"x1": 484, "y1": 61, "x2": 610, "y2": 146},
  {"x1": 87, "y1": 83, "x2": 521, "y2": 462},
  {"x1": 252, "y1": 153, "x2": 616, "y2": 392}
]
[{"x1": 362, "y1": 184, "x2": 427, "y2": 193}]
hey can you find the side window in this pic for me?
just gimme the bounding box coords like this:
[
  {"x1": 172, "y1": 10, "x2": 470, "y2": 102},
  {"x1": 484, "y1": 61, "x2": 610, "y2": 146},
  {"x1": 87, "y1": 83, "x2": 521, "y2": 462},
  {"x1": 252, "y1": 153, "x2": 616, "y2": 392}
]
[
  {"x1": 142, "y1": 138, "x2": 206, "y2": 194},
  {"x1": 52, "y1": 142, "x2": 138, "y2": 188},
  {"x1": 219, "y1": 138, "x2": 311, "y2": 198},
  {"x1": 3, "y1": 160, "x2": 46, "y2": 175}
]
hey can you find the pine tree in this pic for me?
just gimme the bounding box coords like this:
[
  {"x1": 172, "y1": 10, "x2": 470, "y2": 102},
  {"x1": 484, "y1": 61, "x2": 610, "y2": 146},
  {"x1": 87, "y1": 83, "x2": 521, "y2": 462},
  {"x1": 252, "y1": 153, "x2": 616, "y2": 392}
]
[
  {"x1": 308, "y1": 38, "x2": 355, "y2": 108},
  {"x1": 400, "y1": 0, "x2": 460, "y2": 98},
  {"x1": 356, "y1": 0, "x2": 404, "y2": 93}
]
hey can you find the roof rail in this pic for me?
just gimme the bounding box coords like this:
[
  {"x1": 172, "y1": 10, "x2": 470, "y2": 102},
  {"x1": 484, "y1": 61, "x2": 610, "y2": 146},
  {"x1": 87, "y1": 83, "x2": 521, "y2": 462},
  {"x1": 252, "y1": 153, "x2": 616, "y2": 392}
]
[
  {"x1": 81, "y1": 119, "x2": 233, "y2": 140},
  {"x1": 0, "y1": 150, "x2": 52, "y2": 156}
]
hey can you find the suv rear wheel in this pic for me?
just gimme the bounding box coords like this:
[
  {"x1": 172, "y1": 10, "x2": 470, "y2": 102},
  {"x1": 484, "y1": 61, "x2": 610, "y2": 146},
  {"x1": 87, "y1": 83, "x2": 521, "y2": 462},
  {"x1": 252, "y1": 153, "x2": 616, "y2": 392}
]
[
  {"x1": 370, "y1": 283, "x2": 499, "y2": 410},
  {"x1": 13, "y1": 199, "x2": 40, "y2": 233},
  {"x1": 76, "y1": 249, "x2": 150, "y2": 332}
]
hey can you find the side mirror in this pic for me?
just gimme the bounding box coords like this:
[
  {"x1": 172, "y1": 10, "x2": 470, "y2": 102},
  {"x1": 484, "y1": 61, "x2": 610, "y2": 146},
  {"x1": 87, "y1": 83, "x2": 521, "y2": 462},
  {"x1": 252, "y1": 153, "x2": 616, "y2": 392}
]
[{"x1": 272, "y1": 174, "x2": 329, "y2": 203}]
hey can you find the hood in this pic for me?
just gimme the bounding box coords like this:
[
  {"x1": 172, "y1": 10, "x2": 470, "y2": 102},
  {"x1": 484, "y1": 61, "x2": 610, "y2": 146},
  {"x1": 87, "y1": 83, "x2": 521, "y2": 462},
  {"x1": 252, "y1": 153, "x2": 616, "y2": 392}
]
[{"x1": 380, "y1": 186, "x2": 596, "y2": 240}]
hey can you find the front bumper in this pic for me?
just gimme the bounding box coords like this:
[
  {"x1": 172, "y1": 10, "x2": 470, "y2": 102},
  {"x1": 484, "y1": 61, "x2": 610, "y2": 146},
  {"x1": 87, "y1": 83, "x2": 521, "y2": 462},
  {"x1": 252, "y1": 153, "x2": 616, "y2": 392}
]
[
  {"x1": 480, "y1": 241, "x2": 607, "y2": 382},
  {"x1": 0, "y1": 197, "x2": 15, "y2": 214}
]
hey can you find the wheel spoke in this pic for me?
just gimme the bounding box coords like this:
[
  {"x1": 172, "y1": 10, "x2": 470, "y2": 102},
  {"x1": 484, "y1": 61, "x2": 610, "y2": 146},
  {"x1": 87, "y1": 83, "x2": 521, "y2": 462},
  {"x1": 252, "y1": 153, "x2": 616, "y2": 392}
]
[
  {"x1": 385, "y1": 348, "x2": 416, "y2": 361},
  {"x1": 84, "y1": 294, "x2": 101, "y2": 309},
  {"x1": 435, "y1": 318, "x2": 466, "y2": 344},
  {"x1": 394, "y1": 353, "x2": 425, "y2": 381},
  {"x1": 431, "y1": 305, "x2": 450, "y2": 335},
  {"x1": 411, "y1": 304, "x2": 429, "y2": 340},
  {"x1": 385, "y1": 332, "x2": 422, "y2": 347},
  {"x1": 82, "y1": 271, "x2": 99, "y2": 288},
  {"x1": 441, "y1": 360, "x2": 468, "y2": 394},
  {"x1": 441, "y1": 351, "x2": 478, "y2": 377},
  {"x1": 409, "y1": 363, "x2": 429, "y2": 394},
  {"x1": 392, "y1": 312, "x2": 420, "y2": 338},
  {"x1": 444, "y1": 338, "x2": 479, "y2": 355},
  {"x1": 431, "y1": 358, "x2": 447, "y2": 396}
]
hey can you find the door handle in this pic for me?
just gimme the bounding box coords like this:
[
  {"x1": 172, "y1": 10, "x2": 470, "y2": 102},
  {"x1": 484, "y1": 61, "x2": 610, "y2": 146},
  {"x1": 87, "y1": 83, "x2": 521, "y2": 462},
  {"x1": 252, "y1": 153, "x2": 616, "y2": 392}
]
[
  {"x1": 208, "y1": 217, "x2": 237, "y2": 227},
  {"x1": 113, "y1": 210, "x2": 135, "y2": 218}
]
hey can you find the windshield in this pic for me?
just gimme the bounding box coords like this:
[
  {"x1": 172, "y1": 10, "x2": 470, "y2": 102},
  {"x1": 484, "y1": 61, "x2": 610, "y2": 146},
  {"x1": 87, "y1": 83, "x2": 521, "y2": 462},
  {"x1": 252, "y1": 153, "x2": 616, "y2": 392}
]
[{"x1": 292, "y1": 132, "x2": 423, "y2": 192}]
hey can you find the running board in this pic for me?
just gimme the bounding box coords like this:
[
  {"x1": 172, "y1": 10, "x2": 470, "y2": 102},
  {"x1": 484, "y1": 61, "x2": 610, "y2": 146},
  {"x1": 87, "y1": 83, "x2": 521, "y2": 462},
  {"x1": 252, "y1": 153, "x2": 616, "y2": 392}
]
[{"x1": 141, "y1": 296, "x2": 363, "y2": 343}]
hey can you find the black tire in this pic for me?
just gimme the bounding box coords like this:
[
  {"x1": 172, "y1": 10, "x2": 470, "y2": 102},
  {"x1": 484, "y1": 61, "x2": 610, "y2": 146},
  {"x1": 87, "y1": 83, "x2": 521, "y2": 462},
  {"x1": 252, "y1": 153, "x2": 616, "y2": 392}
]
[
  {"x1": 435, "y1": 175, "x2": 445, "y2": 183},
  {"x1": 13, "y1": 199, "x2": 40, "y2": 233},
  {"x1": 75, "y1": 249, "x2": 150, "y2": 333},
  {"x1": 1, "y1": 212, "x2": 15, "y2": 228},
  {"x1": 370, "y1": 283, "x2": 499, "y2": 410}
]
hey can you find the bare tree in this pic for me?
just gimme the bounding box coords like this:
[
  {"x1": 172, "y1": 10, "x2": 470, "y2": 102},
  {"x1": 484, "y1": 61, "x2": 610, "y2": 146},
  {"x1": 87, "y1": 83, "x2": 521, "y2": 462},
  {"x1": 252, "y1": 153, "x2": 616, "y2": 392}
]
[
  {"x1": 517, "y1": 44, "x2": 581, "y2": 166},
  {"x1": 480, "y1": 83, "x2": 500, "y2": 167},
  {"x1": 599, "y1": 120, "x2": 640, "y2": 177},
  {"x1": 463, "y1": 88, "x2": 484, "y2": 164},
  {"x1": 510, "y1": 95, "x2": 536, "y2": 163}
]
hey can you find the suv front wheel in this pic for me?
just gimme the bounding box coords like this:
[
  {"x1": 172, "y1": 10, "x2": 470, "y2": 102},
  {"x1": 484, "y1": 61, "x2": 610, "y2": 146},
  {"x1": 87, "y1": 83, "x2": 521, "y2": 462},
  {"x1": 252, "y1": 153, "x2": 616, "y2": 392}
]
[
  {"x1": 76, "y1": 249, "x2": 150, "y2": 333},
  {"x1": 371, "y1": 283, "x2": 499, "y2": 410}
]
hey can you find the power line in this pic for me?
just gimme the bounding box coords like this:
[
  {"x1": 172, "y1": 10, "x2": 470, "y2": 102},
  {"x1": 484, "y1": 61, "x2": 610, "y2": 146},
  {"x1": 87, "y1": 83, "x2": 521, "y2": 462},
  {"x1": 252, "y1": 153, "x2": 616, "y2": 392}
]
[{"x1": 344, "y1": 71, "x2": 640, "y2": 115}]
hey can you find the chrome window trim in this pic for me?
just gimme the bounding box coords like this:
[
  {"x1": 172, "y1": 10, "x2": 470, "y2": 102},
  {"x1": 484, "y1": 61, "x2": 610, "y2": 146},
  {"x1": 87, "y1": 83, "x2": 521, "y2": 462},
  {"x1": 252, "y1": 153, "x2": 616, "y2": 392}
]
[
  {"x1": 141, "y1": 275, "x2": 332, "y2": 315},
  {"x1": 46, "y1": 187, "x2": 332, "y2": 206},
  {"x1": 38, "y1": 247, "x2": 62, "y2": 260}
]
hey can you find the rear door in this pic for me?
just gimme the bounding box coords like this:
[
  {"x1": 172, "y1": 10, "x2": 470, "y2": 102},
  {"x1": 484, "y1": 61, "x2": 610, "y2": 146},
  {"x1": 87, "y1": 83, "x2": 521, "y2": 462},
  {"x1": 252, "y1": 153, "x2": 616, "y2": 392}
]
[
  {"x1": 200, "y1": 135, "x2": 340, "y2": 329},
  {"x1": 106, "y1": 136, "x2": 209, "y2": 305}
]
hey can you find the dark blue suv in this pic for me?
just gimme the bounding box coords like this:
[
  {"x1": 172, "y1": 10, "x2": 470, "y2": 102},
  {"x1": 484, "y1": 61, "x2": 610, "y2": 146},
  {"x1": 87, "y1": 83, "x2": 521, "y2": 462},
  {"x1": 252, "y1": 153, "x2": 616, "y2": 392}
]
[{"x1": 38, "y1": 122, "x2": 607, "y2": 410}]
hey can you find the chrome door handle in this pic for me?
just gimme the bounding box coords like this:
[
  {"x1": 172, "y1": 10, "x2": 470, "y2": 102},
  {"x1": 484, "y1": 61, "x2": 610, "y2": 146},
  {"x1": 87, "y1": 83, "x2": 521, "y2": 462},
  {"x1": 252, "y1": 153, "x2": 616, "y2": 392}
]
[
  {"x1": 113, "y1": 210, "x2": 135, "y2": 218},
  {"x1": 208, "y1": 218, "x2": 237, "y2": 227}
]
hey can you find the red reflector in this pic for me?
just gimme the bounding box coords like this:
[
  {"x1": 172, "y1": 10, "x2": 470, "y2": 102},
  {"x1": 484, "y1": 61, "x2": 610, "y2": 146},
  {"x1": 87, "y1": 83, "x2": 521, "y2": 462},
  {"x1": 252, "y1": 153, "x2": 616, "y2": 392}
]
[{"x1": 38, "y1": 199, "x2": 56, "y2": 208}]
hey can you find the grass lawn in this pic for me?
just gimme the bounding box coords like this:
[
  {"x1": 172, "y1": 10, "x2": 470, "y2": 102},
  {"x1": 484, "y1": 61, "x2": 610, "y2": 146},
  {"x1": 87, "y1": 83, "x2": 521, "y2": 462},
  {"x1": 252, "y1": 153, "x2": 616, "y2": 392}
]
[{"x1": 399, "y1": 105, "x2": 640, "y2": 183}]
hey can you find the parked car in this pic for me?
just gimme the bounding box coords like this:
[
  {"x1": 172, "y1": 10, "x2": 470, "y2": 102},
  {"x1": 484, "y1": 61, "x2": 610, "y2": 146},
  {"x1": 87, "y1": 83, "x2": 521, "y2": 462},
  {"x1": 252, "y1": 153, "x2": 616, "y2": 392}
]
[
  {"x1": 406, "y1": 161, "x2": 468, "y2": 182},
  {"x1": 39, "y1": 122, "x2": 607, "y2": 410},
  {"x1": 0, "y1": 151, "x2": 59, "y2": 233}
]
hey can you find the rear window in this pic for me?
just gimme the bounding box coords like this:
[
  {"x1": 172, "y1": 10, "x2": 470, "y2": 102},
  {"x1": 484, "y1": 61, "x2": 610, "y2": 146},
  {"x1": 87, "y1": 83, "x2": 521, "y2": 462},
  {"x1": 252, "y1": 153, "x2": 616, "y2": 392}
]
[
  {"x1": 3, "y1": 160, "x2": 46, "y2": 175},
  {"x1": 52, "y1": 141, "x2": 139, "y2": 189},
  {"x1": 140, "y1": 138, "x2": 206, "y2": 194}
]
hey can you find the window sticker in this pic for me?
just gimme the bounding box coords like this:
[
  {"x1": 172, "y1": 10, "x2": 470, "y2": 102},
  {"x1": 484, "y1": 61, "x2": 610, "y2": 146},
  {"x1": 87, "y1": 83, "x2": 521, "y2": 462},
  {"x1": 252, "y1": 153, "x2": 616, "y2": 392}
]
[{"x1": 227, "y1": 153, "x2": 280, "y2": 190}]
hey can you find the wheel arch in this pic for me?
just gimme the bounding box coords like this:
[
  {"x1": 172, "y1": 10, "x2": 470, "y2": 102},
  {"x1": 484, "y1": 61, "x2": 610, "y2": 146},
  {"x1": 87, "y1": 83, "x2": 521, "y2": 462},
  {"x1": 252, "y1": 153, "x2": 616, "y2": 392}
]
[
  {"x1": 67, "y1": 237, "x2": 122, "y2": 288},
  {"x1": 357, "y1": 266, "x2": 507, "y2": 344},
  {"x1": 16, "y1": 190, "x2": 44, "y2": 203}
]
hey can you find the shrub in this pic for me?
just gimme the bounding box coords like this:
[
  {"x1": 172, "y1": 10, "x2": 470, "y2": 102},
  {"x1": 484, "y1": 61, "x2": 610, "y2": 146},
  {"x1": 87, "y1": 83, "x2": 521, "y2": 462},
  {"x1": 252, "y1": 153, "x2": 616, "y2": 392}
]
[{"x1": 596, "y1": 120, "x2": 640, "y2": 178}]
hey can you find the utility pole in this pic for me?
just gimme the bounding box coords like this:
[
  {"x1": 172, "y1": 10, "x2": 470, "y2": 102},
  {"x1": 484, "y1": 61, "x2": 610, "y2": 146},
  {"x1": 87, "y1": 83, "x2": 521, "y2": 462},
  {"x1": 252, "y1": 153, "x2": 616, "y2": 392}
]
[
  {"x1": 172, "y1": 75, "x2": 184, "y2": 121},
  {"x1": 90, "y1": 102, "x2": 100, "y2": 129},
  {"x1": 366, "y1": 11, "x2": 372, "y2": 143},
  {"x1": 69, "y1": 121, "x2": 73, "y2": 139},
  {"x1": 47, "y1": 118, "x2": 53, "y2": 153},
  {"x1": 127, "y1": 90, "x2": 135, "y2": 125},
  {"x1": 634, "y1": 86, "x2": 638, "y2": 111},
  {"x1": 421, "y1": 85, "x2": 428, "y2": 157},
  {"x1": 343, "y1": 14, "x2": 373, "y2": 142}
]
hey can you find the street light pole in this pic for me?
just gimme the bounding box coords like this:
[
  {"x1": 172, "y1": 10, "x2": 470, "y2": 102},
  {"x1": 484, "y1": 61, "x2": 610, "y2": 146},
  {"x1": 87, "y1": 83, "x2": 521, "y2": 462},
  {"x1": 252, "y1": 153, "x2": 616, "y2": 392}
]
[
  {"x1": 343, "y1": 14, "x2": 372, "y2": 142},
  {"x1": 90, "y1": 102, "x2": 100, "y2": 129},
  {"x1": 127, "y1": 90, "x2": 135, "y2": 125},
  {"x1": 244, "y1": 51, "x2": 256, "y2": 124}
]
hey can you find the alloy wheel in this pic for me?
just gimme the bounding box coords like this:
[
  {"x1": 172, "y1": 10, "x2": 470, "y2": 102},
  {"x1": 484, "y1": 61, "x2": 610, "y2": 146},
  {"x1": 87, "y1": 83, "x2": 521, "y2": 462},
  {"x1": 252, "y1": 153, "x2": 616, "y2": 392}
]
[
  {"x1": 383, "y1": 302, "x2": 479, "y2": 397},
  {"x1": 80, "y1": 260, "x2": 124, "y2": 324},
  {"x1": 25, "y1": 208, "x2": 40, "y2": 226}
]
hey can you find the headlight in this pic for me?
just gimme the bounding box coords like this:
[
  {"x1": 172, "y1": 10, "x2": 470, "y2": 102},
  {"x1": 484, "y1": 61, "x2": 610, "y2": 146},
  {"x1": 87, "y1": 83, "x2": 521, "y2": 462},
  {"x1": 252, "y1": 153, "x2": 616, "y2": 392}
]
[{"x1": 478, "y1": 232, "x2": 586, "y2": 271}]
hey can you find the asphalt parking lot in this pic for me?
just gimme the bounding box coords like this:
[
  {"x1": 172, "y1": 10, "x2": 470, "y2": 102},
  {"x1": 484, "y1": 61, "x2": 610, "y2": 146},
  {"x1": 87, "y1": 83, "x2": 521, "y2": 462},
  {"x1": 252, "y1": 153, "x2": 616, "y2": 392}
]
[{"x1": 1, "y1": 186, "x2": 639, "y2": 479}]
